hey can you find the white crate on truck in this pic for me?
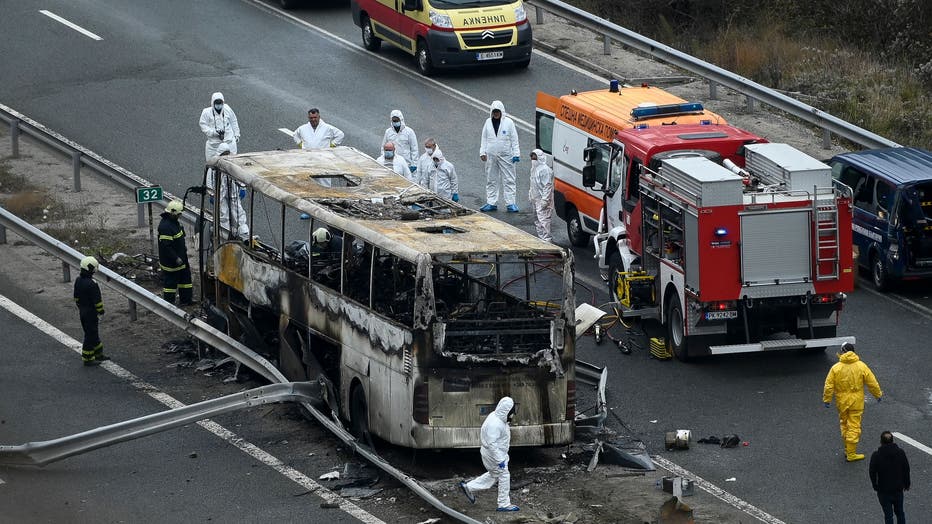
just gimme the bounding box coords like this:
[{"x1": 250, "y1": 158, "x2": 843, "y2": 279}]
[
  {"x1": 659, "y1": 156, "x2": 744, "y2": 207},
  {"x1": 744, "y1": 143, "x2": 832, "y2": 192}
]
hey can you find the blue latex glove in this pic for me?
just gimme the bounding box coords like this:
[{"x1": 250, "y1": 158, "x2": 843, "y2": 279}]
[
  {"x1": 511, "y1": 156, "x2": 520, "y2": 164},
  {"x1": 824, "y1": 402, "x2": 831, "y2": 408},
  {"x1": 877, "y1": 396, "x2": 882, "y2": 403},
  {"x1": 239, "y1": 187, "x2": 247, "y2": 200},
  {"x1": 409, "y1": 165, "x2": 417, "y2": 173},
  {"x1": 497, "y1": 461, "x2": 507, "y2": 469},
  {"x1": 452, "y1": 193, "x2": 459, "y2": 202}
]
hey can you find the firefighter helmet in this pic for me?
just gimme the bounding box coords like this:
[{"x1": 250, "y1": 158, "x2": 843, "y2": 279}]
[
  {"x1": 312, "y1": 227, "x2": 331, "y2": 246},
  {"x1": 166, "y1": 200, "x2": 184, "y2": 215},
  {"x1": 80, "y1": 256, "x2": 98, "y2": 272}
]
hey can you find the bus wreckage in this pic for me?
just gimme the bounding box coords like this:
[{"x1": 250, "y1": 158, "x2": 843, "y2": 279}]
[{"x1": 197, "y1": 147, "x2": 582, "y2": 448}]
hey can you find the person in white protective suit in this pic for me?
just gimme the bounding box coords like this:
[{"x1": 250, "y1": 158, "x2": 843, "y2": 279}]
[
  {"x1": 207, "y1": 143, "x2": 250, "y2": 241},
  {"x1": 381, "y1": 110, "x2": 418, "y2": 175},
  {"x1": 427, "y1": 149, "x2": 459, "y2": 201},
  {"x1": 478, "y1": 100, "x2": 520, "y2": 213},
  {"x1": 459, "y1": 397, "x2": 520, "y2": 512},
  {"x1": 199, "y1": 92, "x2": 240, "y2": 161},
  {"x1": 528, "y1": 149, "x2": 554, "y2": 242},
  {"x1": 293, "y1": 108, "x2": 344, "y2": 149},
  {"x1": 376, "y1": 142, "x2": 410, "y2": 177},
  {"x1": 415, "y1": 138, "x2": 438, "y2": 187}
]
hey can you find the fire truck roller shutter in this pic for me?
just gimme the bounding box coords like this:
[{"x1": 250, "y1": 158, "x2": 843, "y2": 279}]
[{"x1": 740, "y1": 211, "x2": 812, "y2": 285}]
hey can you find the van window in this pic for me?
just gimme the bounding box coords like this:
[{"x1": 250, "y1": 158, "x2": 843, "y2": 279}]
[
  {"x1": 834, "y1": 164, "x2": 866, "y2": 196},
  {"x1": 430, "y1": 0, "x2": 513, "y2": 7},
  {"x1": 587, "y1": 139, "x2": 609, "y2": 186},
  {"x1": 875, "y1": 180, "x2": 895, "y2": 215},
  {"x1": 853, "y1": 176, "x2": 876, "y2": 213},
  {"x1": 536, "y1": 112, "x2": 554, "y2": 155}
]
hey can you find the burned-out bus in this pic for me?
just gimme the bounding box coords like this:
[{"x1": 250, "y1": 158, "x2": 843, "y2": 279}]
[{"x1": 197, "y1": 147, "x2": 576, "y2": 448}]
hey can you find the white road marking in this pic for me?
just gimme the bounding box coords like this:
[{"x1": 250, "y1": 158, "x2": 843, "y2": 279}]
[
  {"x1": 652, "y1": 456, "x2": 786, "y2": 524},
  {"x1": 39, "y1": 10, "x2": 103, "y2": 41},
  {"x1": 0, "y1": 293, "x2": 384, "y2": 524},
  {"x1": 892, "y1": 432, "x2": 932, "y2": 457}
]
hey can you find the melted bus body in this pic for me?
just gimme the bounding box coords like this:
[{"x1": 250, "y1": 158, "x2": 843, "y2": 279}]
[{"x1": 197, "y1": 147, "x2": 575, "y2": 448}]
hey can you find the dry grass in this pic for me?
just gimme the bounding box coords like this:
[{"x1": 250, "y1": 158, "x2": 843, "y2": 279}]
[
  {"x1": 0, "y1": 161, "x2": 34, "y2": 193},
  {"x1": 3, "y1": 192, "x2": 53, "y2": 221},
  {"x1": 692, "y1": 22, "x2": 932, "y2": 149}
]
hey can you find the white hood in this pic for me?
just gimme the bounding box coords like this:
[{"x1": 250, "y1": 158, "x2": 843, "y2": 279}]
[
  {"x1": 490, "y1": 100, "x2": 506, "y2": 118},
  {"x1": 211, "y1": 92, "x2": 224, "y2": 104},
  {"x1": 390, "y1": 109, "x2": 405, "y2": 129}
]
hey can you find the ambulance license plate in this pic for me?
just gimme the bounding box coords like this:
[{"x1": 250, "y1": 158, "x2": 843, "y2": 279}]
[
  {"x1": 705, "y1": 310, "x2": 738, "y2": 320},
  {"x1": 477, "y1": 51, "x2": 504, "y2": 61}
]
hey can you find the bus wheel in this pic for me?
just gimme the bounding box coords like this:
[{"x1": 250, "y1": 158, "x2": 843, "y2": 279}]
[
  {"x1": 416, "y1": 39, "x2": 434, "y2": 76},
  {"x1": 666, "y1": 298, "x2": 690, "y2": 362},
  {"x1": 566, "y1": 206, "x2": 590, "y2": 247},
  {"x1": 871, "y1": 252, "x2": 889, "y2": 291},
  {"x1": 361, "y1": 16, "x2": 381, "y2": 52},
  {"x1": 350, "y1": 384, "x2": 370, "y2": 441}
]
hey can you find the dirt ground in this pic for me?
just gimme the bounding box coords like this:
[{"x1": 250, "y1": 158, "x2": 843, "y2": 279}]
[{"x1": 0, "y1": 17, "x2": 844, "y2": 522}]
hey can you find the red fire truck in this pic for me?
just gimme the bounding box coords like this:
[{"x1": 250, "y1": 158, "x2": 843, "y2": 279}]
[{"x1": 584, "y1": 142, "x2": 856, "y2": 360}]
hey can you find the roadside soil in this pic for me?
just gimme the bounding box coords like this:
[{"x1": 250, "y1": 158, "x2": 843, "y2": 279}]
[{"x1": 0, "y1": 18, "x2": 840, "y2": 522}]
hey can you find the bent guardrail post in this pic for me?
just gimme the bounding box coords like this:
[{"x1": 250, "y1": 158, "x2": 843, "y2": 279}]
[
  {"x1": 531, "y1": 0, "x2": 900, "y2": 150},
  {"x1": 0, "y1": 382, "x2": 316, "y2": 467}
]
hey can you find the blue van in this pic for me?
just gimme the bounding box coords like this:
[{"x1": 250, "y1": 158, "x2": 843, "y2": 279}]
[{"x1": 830, "y1": 147, "x2": 932, "y2": 290}]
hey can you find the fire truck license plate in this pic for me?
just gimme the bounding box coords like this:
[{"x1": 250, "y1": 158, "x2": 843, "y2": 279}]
[
  {"x1": 705, "y1": 310, "x2": 738, "y2": 320},
  {"x1": 477, "y1": 51, "x2": 504, "y2": 61}
]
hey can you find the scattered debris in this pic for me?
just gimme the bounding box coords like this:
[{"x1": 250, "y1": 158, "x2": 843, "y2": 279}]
[
  {"x1": 188, "y1": 452, "x2": 198, "y2": 459},
  {"x1": 319, "y1": 471, "x2": 340, "y2": 481},
  {"x1": 659, "y1": 477, "x2": 695, "y2": 497},
  {"x1": 340, "y1": 487, "x2": 383, "y2": 499},
  {"x1": 725, "y1": 477, "x2": 736, "y2": 482},
  {"x1": 665, "y1": 430, "x2": 691, "y2": 451},
  {"x1": 415, "y1": 519, "x2": 441, "y2": 524},
  {"x1": 697, "y1": 436, "x2": 721, "y2": 445},
  {"x1": 720, "y1": 435, "x2": 740, "y2": 448},
  {"x1": 658, "y1": 496, "x2": 694, "y2": 524},
  {"x1": 600, "y1": 439, "x2": 655, "y2": 471}
]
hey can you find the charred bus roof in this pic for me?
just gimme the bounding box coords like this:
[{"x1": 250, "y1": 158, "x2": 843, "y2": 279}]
[{"x1": 209, "y1": 147, "x2": 562, "y2": 259}]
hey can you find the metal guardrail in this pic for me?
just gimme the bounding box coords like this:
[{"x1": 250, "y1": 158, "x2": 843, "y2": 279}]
[{"x1": 530, "y1": 0, "x2": 900, "y2": 150}]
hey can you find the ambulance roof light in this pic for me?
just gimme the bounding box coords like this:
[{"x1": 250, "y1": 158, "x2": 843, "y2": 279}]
[
  {"x1": 609, "y1": 79, "x2": 619, "y2": 93},
  {"x1": 700, "y1": 119, "x2": 712, "y2": 125},
  {"x1": 630, "y1": 102, "x2": 705, "y2": 121},
  {"x1": 635, "y1": 123, "x2": 649, "y2": 130}
]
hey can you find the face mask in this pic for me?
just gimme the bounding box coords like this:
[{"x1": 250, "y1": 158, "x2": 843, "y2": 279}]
[
  {"x1": 392, "y1": 122, "x2": 401, "y2": 131},
  {"x1": 214, "y1": 102, "x2": 223, "y2": 112},
  {"x1": 384, "y1": 151, "x2": 394, "y2": 159},
  {"x1": 425, "y1": 147, "x2": 434, "y2": 156}
]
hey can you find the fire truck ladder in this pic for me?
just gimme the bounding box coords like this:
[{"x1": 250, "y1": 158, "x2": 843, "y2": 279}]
[{"x1": 814, "y1": 199, "x2": 840, "y2": 280}]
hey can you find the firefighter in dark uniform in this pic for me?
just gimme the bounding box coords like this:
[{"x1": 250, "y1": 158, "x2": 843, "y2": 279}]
[
  {"x1": 74, "y1": 256, "x2": 109, "y2": 366},
  {"x1": 158, "y1": 200, "x2": 193, "y2": 305}
]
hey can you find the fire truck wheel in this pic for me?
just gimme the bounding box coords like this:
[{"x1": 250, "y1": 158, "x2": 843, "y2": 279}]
[
  {"x1": 871, "y1": 252, "x2": 889, "y2": 291},
  {"x1": 360, "y1": 15, "x2": 381, "y2": 52},
  {"x1": 608, "y1": 252, "x2": 623, "y2": 303},
  {"x1": 666, "y1": 298, "x2": 689, "y2": 362},
  {"x1": 566, "y1": 206, "x2": 590, "y2": 247}
]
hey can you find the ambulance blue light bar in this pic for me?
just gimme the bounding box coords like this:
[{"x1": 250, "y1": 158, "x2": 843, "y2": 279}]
[{"x1": 630, "y1": 102, "x2": 705, "y2": 121}]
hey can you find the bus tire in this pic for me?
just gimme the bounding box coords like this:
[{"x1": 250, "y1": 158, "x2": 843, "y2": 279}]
[
  {"x1": 350, "y1": 384, "x2": 370, "y2": 441},
  {"x1": 566, "y1": 205, "x2": 590, "y2": 247},
  {"x1": 361, "y1": 15, "x2": 381, "y2": 52},
  {"x1": 666, "y1": 297, "x2": 690, "y2": 362},
  {"x1": 416, "y1": 39, "x2": 434, "y2": 76},
  {"x1": 871, "y1": 252, "x2": 889, "y2": 291}
]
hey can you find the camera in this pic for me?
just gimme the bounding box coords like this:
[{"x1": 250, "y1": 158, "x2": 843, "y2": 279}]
[{"x1": 217, "y1": 129, "x2": 225, "y2": 140}]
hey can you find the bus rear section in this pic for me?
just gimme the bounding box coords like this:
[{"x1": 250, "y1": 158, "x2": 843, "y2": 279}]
[
  {"x1": 535, "y1": 82, "x2": 732, "y2": 247},
  {"x1": 412, "y1": 251, "x2": 575, "y2": 448}
]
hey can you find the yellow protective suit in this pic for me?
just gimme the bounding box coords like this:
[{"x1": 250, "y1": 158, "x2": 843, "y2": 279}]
[{"x1": 823, "y1": 351, "x2": 882, "y2": 458}]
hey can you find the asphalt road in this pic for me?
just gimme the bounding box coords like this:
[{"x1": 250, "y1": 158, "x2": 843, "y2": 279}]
[
  {"x1": 2, "y1": 1, "x2": 931, "y2": 522},
  {"x1": 0, "y1": 300, "x2": 365, "y2": 524}
]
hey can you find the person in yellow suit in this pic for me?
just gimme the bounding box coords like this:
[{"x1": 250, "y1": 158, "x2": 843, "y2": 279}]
[{"x1": 823, "y1": 342, "x2": 883, "y2": 462}]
